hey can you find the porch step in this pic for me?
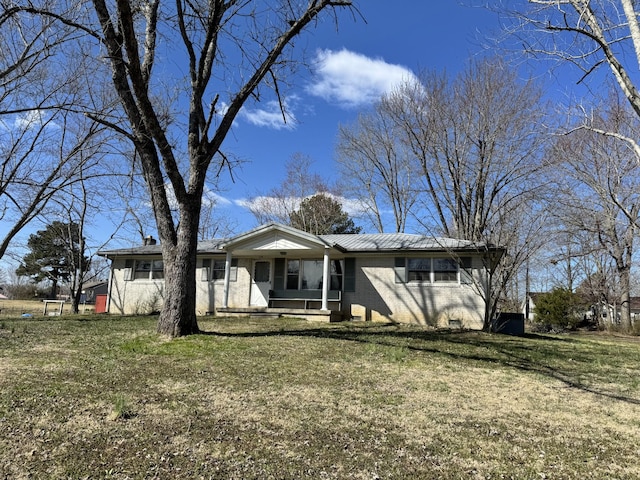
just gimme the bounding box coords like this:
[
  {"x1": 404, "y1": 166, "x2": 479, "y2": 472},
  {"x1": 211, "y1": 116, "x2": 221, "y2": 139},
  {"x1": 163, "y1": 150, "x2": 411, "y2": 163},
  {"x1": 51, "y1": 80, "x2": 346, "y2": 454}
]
[
  {"x1": 216, "y1": 306, "x2": 334, "y2": 322},
  {"x1": 246, "y1": 311, "x2": 282, "y2": 318}
]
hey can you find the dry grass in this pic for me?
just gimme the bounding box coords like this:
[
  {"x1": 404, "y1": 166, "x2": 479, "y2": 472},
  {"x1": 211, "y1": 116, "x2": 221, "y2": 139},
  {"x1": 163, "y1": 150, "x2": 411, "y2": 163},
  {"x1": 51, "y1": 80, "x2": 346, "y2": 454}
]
[
  {"x1": 0, "y1": 299, "x2": 94, "y2": 317},
  {"x1": 1, "y1": 316, "x2": 639, "y2": 479}
]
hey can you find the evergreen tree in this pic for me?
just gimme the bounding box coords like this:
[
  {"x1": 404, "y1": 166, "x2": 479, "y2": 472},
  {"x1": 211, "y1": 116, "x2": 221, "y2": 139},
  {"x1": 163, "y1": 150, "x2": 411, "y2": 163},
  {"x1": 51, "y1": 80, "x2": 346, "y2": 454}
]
[
  {"x1": 289, "y1": 193, "x2": 362, "y2": 235},
  {"x1": 16, "y1": 221, "x2": 89, "y2": 300},
  {"x1": 533, "y1": 288, "x2": 587, "y2": 330},
  {"x1": 290, "y1": 193, "x2": 362, "y2": 235}
]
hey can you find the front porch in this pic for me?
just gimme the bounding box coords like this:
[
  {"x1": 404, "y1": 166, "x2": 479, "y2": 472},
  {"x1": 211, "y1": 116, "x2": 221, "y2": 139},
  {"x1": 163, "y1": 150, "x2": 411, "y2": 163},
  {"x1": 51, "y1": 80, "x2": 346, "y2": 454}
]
[
  {"x1": 219, "y1": 223, "x2": 347, "y2": 316},
  {"x1": 216, "y1": 306, "x2": 346, "y2": 322}
]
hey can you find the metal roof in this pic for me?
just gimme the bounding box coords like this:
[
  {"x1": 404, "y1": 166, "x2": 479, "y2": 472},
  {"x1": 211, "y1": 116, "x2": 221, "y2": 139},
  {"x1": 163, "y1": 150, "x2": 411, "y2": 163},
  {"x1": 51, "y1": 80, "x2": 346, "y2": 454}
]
[
  {"x1": 98, "y1": 244, "x2": 164, "y2": 256},
  {"x1": 98, "y1": 239, "x2": 225, "y2": 257},
  {"x1": 98, "y1": 225, "x2": 500, "y2": 257},
  {"x1": 320, "y1": 233, "x2": 485, "y2": 252}
]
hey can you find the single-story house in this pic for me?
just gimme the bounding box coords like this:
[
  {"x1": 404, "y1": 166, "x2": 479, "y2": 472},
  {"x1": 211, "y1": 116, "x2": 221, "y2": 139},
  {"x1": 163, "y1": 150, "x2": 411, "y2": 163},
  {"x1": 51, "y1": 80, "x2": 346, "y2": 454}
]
[{"x1": 98, "y1": 223, "x2": 504, "y2": 328}]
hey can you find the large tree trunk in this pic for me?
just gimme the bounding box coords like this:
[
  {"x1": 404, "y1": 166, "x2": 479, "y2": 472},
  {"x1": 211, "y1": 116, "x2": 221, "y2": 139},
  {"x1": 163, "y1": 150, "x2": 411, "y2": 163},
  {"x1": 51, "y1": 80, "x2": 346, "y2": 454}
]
[
  {"x1": 49, "y1": 278, "x2": 58, "y2": 300},
  {"x1": 618, "y1": 263, "x2": 632, "y2": 332},
  {"x1": 157, "y1": 241, "x2": 200, "y2": 336},
  {"x1": 72, "y1": 286, "x2": 82, "y2": 314},
  {"x1": 156, "y1": 201, "x2": 201, "y2": 336}
]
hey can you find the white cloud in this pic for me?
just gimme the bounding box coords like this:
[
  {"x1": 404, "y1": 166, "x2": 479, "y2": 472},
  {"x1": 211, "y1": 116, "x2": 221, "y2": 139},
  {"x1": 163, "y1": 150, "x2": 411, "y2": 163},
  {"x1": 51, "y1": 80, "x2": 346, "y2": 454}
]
[
  {"x1": 307, "y1": 49, "x2": 417, "y2": 108},
  {"x1": 239, "y1": 100, "x2": 297, "y2": 130},
  {"x1": 203, "y1": 187, "x2": 232, "y2": 207},
  {"x1": 235, "y1": 195, "x2": 296, "y2": 218},
  {"x1": 337, "y1": 195, "x2": 371, "y2": 217},
  {"x1": 236, "y1": 192, "x2": 368, "y2": 219},
  {"x1": 13, "y1": 110, "x2": 51, "y2": 129}
]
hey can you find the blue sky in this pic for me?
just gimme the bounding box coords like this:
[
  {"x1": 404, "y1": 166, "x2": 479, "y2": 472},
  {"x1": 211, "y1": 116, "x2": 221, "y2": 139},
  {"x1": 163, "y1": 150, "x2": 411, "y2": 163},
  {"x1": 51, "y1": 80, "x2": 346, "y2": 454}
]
[
  {"x1": 210, "y1": 1, "x2": 505, "y2": 234},
  {"x1": 3, "y1": 1, "x2": 509, "y2": 272},
  {"x1": 2, "y1": 1, "x2": 600, "y2": 268}
]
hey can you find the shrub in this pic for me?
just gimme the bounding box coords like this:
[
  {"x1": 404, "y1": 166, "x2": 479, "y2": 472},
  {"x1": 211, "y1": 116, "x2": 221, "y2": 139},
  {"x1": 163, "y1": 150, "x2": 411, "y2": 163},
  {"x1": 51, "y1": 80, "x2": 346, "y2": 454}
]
[{"x1": 533, "y1": 288, "x2": 587, "y2": 331}]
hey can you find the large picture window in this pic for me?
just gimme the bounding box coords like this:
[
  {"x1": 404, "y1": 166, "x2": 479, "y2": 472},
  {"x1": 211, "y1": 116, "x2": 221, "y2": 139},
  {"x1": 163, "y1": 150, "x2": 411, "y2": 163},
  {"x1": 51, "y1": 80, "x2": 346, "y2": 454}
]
[{"x1": 285, "y1": 258, "x2": 344, "y2": 290}]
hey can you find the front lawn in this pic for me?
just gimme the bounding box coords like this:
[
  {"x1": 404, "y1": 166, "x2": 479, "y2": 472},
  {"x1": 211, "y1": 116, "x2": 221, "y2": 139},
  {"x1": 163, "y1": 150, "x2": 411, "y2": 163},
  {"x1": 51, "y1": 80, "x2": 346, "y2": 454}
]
[{"x1": 1, "y1": 316, "x2": 639, "y2": 479}]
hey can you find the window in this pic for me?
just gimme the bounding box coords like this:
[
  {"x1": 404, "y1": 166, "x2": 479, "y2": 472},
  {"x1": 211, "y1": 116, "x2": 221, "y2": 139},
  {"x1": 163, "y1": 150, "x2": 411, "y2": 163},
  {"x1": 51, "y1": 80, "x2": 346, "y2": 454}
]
[
  {"x1": 151, "y1": 260, "x2": 164, "y2": 279},
  {"x1": 403, "y1": 257, "x2": 460, "y2": 283},
  {"x1": 212, "y1": 260, "x2": 227, "y2": 280},
  {"x1": 285, "y1": 258, "x2": 344, "y2": 290},
  {"x1": 330, "y1": 260, "x2": 343, "y2": 290},
  {"x1": 254, "y1": 261, "x2": 270, "y2": 282},
  {"x1": 134, "y1": 260, "x2": 151, "y2": 280},
  {"x1": 302, "y1": 260, "x2": 323, "y2": 290},
  {"x1": 201, "y1": 258, "x2": 238, "y2": 281},
  {"x1": 133, "y1": 259, "x2": 163, "y2": 280},
  {"x1": 407, "y1": 258, "x2": 431, "y2": 282},
  {"x1": 286, "y1": 260, "x2": 299, "y2": 289},
  {"x1": 433, "y1": 258, "x2": 458, "y2": 282}
]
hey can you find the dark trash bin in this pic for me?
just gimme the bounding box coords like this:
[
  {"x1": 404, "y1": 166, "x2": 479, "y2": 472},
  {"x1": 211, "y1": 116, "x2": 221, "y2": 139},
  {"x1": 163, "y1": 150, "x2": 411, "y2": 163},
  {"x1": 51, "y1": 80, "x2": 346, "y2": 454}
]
[{"x1": 491, "y1": 313, "x2": 525, "y2": 335}]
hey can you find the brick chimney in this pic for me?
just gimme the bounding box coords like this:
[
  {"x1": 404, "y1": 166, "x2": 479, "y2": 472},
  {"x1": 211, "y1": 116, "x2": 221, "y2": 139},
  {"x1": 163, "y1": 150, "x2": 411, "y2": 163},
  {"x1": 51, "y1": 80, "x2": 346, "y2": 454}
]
[{"x1": 143, "y1": 235, "x2": 157, "y2": 246}]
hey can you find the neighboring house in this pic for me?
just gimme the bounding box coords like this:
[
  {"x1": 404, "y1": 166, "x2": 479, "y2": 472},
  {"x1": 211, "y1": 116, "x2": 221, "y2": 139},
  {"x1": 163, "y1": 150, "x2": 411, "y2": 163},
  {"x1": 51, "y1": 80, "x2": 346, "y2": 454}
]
[
  {"x1": 98, "y1": 223, "x2": 504, "y2": 329},
  {"x1": 81, "y1": 281, "x2": 109, "y2": 304},
  {"x1": 630, "y1": 297, "x2": 640, "y2": 324},
  {"x1": 524, "y1": 291, "x2": 640, "y2": 327},
  {"x1": 522, "y1": 292, "x2": 545, "y2": 322},
  {"x1": 592, "y1": 297, "x2": 640, "y2": 326}
]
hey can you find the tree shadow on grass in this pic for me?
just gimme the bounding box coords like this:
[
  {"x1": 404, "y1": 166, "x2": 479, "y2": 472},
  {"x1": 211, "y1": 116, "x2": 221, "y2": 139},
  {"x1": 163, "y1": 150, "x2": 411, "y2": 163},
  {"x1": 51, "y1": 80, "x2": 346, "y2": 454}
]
[{"x1": 204, "y1": 321, "x2": 640, "y2": 405}]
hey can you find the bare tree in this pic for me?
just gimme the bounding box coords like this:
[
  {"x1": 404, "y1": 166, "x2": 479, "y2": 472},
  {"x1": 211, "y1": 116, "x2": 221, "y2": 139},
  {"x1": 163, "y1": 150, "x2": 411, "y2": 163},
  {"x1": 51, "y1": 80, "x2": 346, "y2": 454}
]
[
  {"x1": 499, "y1": 0, "x2": 640, "y2": 332},
  {"x1": 0, "y1": 5, "x2": 107, "y2": 260},
  {"x1": 19, "y1": 0, "x2": 354, "y2": 337},
  {"x1": 52, "y1": 171, "x2": 96, "y2": 313},
  {"x1": 336, "y1": 96, "x2": 417, "y2": 233},
  {"x1": 0, "y1": 107, "x2": 106, "y2": 260},
  {"x1": 110, "y1": 151, "x2": 236, "y2": 244},
  {"x1": 510, "y1": 1, "x2": 640, "y2": 119},
  {"x1": 355, "y1": 58, "x2": 550, "y2": 328},
  {"x1": 247, "y1": 153, "x2": 331, "y2": 225},
  {"x1": 548, "y1": 92, "x2": 640, "y2": 331}
]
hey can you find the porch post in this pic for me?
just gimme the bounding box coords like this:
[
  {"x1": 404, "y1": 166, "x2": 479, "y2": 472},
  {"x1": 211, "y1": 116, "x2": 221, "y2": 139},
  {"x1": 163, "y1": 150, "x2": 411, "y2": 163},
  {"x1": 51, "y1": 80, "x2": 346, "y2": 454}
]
[
  {"x1": 222, "y1": 250, "x2": 232, "y2": 308},
  {"x1": 321, "y1": 246, "x2": 330, "y2": 310}
]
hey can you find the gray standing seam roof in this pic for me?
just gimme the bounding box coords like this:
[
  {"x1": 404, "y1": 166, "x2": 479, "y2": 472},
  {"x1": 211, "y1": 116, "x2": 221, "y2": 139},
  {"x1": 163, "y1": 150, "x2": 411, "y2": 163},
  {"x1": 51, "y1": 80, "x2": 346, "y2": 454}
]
[
  {"x1": 99, "y1": 232, "x2": 493, "y2": 257},
  {"x1": 319, "y1": 233, "x2": 484, "y2": 252}
]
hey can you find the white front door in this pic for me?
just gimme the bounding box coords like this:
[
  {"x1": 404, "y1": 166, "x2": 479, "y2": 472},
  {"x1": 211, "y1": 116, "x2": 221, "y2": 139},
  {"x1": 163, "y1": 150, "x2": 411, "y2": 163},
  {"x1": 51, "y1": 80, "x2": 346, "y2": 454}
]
[{"x1": 250, "y1": 260, "x2": 271, "y2": 306}]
